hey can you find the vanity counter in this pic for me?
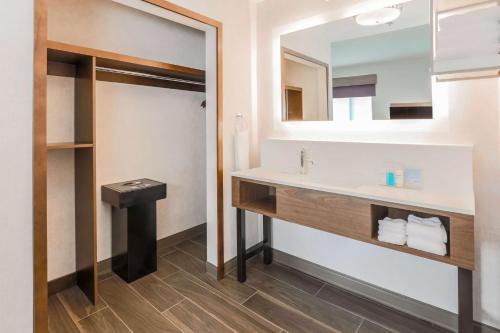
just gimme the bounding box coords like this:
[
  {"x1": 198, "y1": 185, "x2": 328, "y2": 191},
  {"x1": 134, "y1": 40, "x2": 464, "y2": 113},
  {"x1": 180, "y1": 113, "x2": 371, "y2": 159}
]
[{"x1": 232, "y1": 167, "x2": 475, "y2": 216}]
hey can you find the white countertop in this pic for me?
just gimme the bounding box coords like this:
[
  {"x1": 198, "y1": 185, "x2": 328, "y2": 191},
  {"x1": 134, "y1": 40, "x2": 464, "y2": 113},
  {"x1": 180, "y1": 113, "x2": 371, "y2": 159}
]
[{"x1": 232, "y1": 168, "x2": 475, "y2": 216}]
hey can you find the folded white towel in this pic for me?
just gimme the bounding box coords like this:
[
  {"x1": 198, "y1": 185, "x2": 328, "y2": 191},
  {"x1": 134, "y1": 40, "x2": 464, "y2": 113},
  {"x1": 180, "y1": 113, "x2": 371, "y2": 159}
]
[
  {"x1": 378, "y1": 217, "x2": 407, "y2": 230},
  {"x1": 407, "y1": 222, "x2": 447, "y2": 243},
  {"x1": 408, "y1": 214, "x2": 441, "y2": 227},
  {"x1": 379, "y1": 224, "x2": 406, "y2": 235},
  {"x1": 407, "y1": 237, "x2": 447, "y2": 256},
  {"x1": 378, "y1": 230, "x2": 407, "y2": 245}
]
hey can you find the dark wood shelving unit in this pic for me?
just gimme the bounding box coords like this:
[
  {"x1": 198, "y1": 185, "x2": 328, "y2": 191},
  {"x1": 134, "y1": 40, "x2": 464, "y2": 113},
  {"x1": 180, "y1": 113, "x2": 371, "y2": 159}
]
[
  {"x1": 47, "y1": 142, "x2": 94, "y2": 150},
  {"x1": 47, "y1": 51, "x2": 98, "y2": 304},
  {"x1": 45, "y1": 40, "x2": 209, "y2": 305},
  {"x1": 47, "y1": 40, "x2": 206, "y2": 92}
]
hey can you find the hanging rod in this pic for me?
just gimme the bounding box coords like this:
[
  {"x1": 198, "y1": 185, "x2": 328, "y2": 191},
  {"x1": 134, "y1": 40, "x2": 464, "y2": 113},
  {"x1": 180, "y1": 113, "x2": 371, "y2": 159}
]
[{"x1": 96, "y1": 66, "x2": 206, "y2": 86}]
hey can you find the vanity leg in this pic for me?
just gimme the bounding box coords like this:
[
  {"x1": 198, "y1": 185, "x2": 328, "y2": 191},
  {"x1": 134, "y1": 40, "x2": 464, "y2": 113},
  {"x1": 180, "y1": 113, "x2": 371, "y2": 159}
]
[
  {"x1": 237, "y1": 208, "x2": 246, "y2": 282},
  {"x1": 263, "y1": 215, "x2": 273, "y2": 265},
  {"x1": 458, "y1": 268, "x2": 473, "y2": 333}
]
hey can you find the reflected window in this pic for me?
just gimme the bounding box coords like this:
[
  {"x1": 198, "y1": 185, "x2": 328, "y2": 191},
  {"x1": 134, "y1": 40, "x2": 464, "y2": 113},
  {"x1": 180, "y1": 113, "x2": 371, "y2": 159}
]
[{"x1": 333, "y1": 96, "x2": 373, "y2": 121}]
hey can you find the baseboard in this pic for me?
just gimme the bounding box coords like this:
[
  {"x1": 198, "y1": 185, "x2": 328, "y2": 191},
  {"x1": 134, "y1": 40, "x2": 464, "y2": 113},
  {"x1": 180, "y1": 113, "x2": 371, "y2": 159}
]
[
  {"x1": 206, "y1": 241, "x2": 264, "y2": 280},
  {"x1": 157, "y1": 223, "x2": 206, "y2": 249},
  {"x1": 271, "y1": 249, "x2": 459, "y2": 331},
  {"x1": 49, "y1": 223, "x2": 207, "y2": 294},
  {"x1": 48, "y1": 273, "x2": 77, "y2": 296}
]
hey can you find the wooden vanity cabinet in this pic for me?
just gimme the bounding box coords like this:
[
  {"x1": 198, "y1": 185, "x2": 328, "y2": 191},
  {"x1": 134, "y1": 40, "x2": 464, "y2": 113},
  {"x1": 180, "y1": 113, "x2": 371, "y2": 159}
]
[
  {"x1": 232, "y1": 176, "x2": 475, "y2": 270},
  {"x1": 277, "y1": 186, "x2": 372, "y2": 240}
]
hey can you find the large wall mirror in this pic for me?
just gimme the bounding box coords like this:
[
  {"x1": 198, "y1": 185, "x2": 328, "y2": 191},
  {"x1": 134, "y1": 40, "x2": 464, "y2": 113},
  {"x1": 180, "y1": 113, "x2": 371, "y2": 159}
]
[{"x1": 281, "y1": 0, "x2": 433, "y2": 121}]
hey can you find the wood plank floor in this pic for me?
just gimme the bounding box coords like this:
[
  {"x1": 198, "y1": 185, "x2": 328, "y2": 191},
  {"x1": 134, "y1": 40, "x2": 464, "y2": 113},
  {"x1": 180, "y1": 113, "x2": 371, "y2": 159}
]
[{"x1": 49, "y1": 230, "x2": 497, "y2": 333}]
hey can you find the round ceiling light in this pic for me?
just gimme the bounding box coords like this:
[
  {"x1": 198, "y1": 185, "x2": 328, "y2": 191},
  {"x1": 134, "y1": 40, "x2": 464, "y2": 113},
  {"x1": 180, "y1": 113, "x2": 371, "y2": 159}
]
[{"x1": 355, "y1": 6, "x2": 402, "y2": 26}]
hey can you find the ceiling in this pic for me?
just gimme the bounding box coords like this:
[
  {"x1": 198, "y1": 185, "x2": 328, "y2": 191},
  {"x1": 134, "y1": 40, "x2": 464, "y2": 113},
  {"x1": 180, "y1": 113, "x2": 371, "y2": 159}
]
[{"x1": 281, "y1": 0, "x2": 431, "y2": 66}]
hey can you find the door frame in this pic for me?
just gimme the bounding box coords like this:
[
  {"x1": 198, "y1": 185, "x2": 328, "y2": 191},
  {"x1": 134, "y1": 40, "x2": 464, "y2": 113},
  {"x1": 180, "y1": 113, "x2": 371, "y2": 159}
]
[{"x1": 33, "y1": 0, "x2": 224, "y2": 331}]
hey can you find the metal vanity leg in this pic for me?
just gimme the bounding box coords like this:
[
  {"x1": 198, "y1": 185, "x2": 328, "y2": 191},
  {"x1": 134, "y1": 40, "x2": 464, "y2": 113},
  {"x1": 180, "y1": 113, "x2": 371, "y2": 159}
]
[
  {"x1": 263, "y1": 215, "x2": 273, "y2": 265},
  {"x1": 458, "y1": 268, "x2": 473, "y2": 333},
  {"x1": 237, "y1": 208, "x2": 246, "y2": 282}
]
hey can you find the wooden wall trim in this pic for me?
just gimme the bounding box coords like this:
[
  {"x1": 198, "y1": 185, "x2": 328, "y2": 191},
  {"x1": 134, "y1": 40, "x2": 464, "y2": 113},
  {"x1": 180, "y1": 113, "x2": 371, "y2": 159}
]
[
  {"x1": 33, "y1": 0, "x2": 48, "y2": 331},
  {"x1": 141, "y1": 0, "x2": 224, "y2": 279},
  {"x1": 143, "y1": 0, "x2": 223, "y2": 28},
  {"x1": 216, "y1": 24, "x2": 224, "y2": 279}
]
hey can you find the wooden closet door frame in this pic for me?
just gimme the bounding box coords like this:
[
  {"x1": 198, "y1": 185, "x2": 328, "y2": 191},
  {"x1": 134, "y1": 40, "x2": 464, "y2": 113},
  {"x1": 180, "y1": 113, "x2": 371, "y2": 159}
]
[{"x1": 33, "y1": 1, "x2": 224, "y2": 331}]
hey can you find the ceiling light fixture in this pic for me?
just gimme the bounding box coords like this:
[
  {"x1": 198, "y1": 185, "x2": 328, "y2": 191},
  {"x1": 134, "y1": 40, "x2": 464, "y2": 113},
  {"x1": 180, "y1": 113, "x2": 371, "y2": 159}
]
[{"x1": 355, "y1": 5, "x2": 402, "y2": 26}]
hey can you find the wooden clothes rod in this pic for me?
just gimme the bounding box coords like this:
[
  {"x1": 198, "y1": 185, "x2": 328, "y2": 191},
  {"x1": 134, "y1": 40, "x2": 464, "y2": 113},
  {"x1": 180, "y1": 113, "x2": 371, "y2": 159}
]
[{"x1": 95, "y1": 66, "x2": 206, "y2": 86}]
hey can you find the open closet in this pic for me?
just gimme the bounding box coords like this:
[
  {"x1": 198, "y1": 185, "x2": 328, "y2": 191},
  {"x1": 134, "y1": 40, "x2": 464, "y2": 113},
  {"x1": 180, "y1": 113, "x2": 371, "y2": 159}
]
[{"x1": 34, "y1": 0, "x2": 224, "y2": 330}]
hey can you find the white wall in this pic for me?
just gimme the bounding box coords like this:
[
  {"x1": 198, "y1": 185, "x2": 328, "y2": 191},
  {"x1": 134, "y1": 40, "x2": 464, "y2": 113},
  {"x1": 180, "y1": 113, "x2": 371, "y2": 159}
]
[
  {"x1": 0, "y1": 1, "x2": 34, "y2": 332},
  {"x1": 256, "y1": 0, "x2": 500, "y2": 328},
  {"x1": 158, "y1": 0, "x2": 257, "y2": 263},
  {"x1": 332, "y1": 56, "x2": 432, "y2": 120},
  {"x1": 47, "y1": 0, "x2": 207, "y2": 279},
  {"x1": 284, "y1": 59, "x2": 327, "y2": 121},
  {"x1": 48, "y1": 0, "x2": 205, "y2": 69}
]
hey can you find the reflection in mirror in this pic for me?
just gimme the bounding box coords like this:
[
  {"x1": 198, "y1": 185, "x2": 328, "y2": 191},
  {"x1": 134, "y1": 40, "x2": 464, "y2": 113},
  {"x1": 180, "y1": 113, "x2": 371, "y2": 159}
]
[
  {"x1": 281, "y1": 48, "x2": 330, "y2": 121},
  {"x1": 281, "y1": 0, "x2": 433, "y2": 121}
]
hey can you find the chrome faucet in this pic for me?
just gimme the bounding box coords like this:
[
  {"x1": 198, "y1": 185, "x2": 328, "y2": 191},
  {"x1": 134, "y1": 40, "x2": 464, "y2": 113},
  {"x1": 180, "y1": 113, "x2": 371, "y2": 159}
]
[{"x1": 300, "y1": 148, "x2": 314, "y2": 174}]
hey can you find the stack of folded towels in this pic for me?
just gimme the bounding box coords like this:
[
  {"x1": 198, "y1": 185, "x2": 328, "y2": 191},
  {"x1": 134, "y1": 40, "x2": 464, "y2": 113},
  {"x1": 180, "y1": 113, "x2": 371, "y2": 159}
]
[
  {"x1": 377, "y1": 217, "x2": 407, "y2": 245},
  {"x1": 406, "y1": 214, "x2": 447, "y2": 256}
]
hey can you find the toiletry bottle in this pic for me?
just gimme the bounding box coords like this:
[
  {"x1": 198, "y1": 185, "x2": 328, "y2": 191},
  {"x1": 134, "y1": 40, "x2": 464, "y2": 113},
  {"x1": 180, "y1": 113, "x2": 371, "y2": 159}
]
[{"x1": 386, "y1": 170, "x2": 396, "y2": 187}]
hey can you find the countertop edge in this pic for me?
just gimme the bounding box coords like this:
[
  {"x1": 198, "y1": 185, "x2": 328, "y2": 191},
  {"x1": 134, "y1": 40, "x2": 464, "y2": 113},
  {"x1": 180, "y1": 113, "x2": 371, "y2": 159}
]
[{"x1": 232, "y1": 171, "x2": 475, "y2": 216}]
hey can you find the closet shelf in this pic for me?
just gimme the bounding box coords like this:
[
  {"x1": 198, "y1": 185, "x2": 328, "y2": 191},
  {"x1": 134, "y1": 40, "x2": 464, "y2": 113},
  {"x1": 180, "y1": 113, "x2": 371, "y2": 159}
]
[
  {"x1": 47, "y1": 142, "x2": 94, "y2": 150},
  {"x1": 47, "y1": 40, "x2": 205, "y2": 92}
]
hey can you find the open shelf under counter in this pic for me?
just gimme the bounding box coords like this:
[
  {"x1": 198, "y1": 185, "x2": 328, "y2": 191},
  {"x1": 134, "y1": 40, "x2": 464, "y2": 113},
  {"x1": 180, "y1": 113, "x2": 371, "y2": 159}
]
[{"x1": 47, "y1": 142, "x2": 94, "y2": 150}]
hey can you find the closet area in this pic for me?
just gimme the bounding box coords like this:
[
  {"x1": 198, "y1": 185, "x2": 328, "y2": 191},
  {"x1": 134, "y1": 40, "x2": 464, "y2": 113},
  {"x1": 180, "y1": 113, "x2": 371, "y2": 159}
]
[{"x1": 45, "y1": 0, "x2": 211, "y2": 305}]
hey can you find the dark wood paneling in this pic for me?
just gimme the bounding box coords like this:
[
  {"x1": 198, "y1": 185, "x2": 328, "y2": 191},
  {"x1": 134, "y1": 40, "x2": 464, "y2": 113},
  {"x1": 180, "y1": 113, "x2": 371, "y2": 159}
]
[
  {"x1": 244, "y1": 292, "x2": 337, "y2": 333},
  {"x1": 164, "y1": 271, "x2": 280, "y2": 333},
  {"x1": 237, "y1": 267, "x2": 362, "y2": 333},
  {"x1": 130, "y1": 275, "x2": 184, "y2": 312},
  {"x1": 164, "y1": 250, "x2": 255, "y2": 303},
  {"x1": 96, "y1": 71, "x2": 205, "y2": 92},
  {"x1": 99, "y1": 277, "x2": 181, "y2": 332},
  {"x1": 47, "y1": 296, "x2": 79, "y2": 333},
  {"x1": 165, "y1": 299, "x2": 234, "y2": 333},
  {"x1": 75, "y1": 147, "x2": 97, "y2": 303},
  {"x1": 74, "y1": 56, "x2": 95, "y2": 143},
  {"x1": 74, "y1": 55, "x2": 97, "y2": 304},
  {"x1": 34, "y1": 0, "x2": 48, "y2": 331},
  {"x1": 78, "y1": 308, "x2": 130, "y2": 333},
  {"x1": 47, "y1": 61, "x2": 76, "y2": 78}
]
